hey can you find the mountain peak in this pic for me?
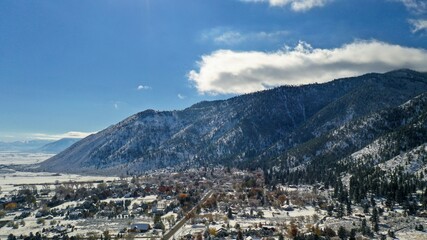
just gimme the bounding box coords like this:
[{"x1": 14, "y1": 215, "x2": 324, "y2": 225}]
[{"x1": 385, "y1": 68, "x2": 423, "y2": 77}]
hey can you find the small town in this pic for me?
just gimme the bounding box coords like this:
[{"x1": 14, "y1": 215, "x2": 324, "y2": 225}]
[
  {"x1": 1, "y1": 167, "x2": 427, "y2": 240},
  {"x1": 2, "y1": 0, "x2": 427, "y2": 239}
]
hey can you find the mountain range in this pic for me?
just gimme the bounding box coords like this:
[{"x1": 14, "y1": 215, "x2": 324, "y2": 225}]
[
  {"x1": 35, "y1": 69, "x2": 427, "y2": 178},
  {"x1": 0, "y1": 138, "x2": 80, "y2": 154},
  {"x1": 0, "y1": 140, "x2": 52, "y2": 152}
]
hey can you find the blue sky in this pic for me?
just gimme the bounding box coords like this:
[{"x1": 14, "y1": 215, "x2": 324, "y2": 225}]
[{"x1": 1, "y1": 0, "x2": 427, "y2": 141}]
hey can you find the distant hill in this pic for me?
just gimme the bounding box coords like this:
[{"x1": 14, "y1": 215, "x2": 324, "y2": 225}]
[
  {"x1": 37, "y1": 138, "x2": 81, "y2": 154},
  {"x1": 0, "y1": 140, "x2": 53, "y2": 152},
  {"x1": 37, "y1": 69, "x2": 427, "y2": 176},
  {"x1": 0, "y1": 138, "x2": 80, "y2": 154}
]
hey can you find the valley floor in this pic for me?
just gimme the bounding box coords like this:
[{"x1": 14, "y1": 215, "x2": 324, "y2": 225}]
[{"x1": 1, "y1": 166, "x2": 427, "y2": 240}]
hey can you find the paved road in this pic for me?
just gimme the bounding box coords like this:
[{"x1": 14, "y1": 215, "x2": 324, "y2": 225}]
[{"x1": 162, "y1": 190, "x2": 214, "y2": 240}]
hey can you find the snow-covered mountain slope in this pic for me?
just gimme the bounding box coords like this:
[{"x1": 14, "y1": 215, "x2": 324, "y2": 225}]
[
  {"x1": 340, "y1": 92, "x2": 427, "y2": 167},
  {"x1": 269, "y1": 89, "x2": 427, "y2": 187},
  {"x1": 377, "y1": 144, "x2": 427, "y2": 177},
  {"x1": 37, "y1": 69, "x2": 427, "y2": 175}
]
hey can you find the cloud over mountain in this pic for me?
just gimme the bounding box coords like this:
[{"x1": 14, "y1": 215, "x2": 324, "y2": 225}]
[
  {"x1": 188, "y1": 40, "x2": 427, "y2": 94},
  {"x1": 31, "y1": 131, "x2": 96, "y2": 141}
]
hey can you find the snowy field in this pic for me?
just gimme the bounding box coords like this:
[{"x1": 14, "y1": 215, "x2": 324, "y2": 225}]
[
  {"x1": 0, "y1": 170, "x2": 118, "y2": 195},
  {"x1": 0, "y1": 151, "x2": 117, "y2": 196},
  {"x1": 0, "y1": 151, "x2": 54, "y2": 165}
]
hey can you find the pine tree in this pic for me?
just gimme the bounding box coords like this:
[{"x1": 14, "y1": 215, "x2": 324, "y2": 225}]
[
  {"x1": 338, "y1": 226, "x2": 347, "y2": 240},
  {"x1": 237, "y1": 230, "x2": 243, "y2": 240},
  {"x1": 363, "y1": 202, "x2": 369, "y2": 214},
  {"x1": 349, "y1": 229, "x2": 356, "y2": 240},
  {"x1": 370, "y1": 208, "x2": 379, "y2": 232},
  {"x1": 227, "y1": 208, "x2": 233, "y2": 219},
  {"x1": 370, "y1": 195, "x2": 376, "y2": 207},
  {"x1": 346, "y1": 200, "x2": 352, "y2": 216},
  {"x1": 337, "y1": 203, "x2": 344, "y2": 218},
  {"x1": 361, "y1": 219, "x2": 370, "y2": 236}
]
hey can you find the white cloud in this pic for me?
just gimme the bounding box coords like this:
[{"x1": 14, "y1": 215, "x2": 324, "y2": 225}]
[
  {"x1": 202, "y1": 28, "x2": 290, "y2": 46},
  {"x1": 240, "y1": 0, "x2": 331, "y2": 12},
  {"x1": 188, "y1": 40, "x2": 427, "y2": 95},
  {"x1": 31, "y1": 131, "x2": 96, "y2": 141},
  {"x1": 137, "y1": 85, "x2": 151, "y2": 90},
  {"x1": 177, "y1": 94, "x2": 186, "y2": 99},
  {"x1": 213, "y1": 31, "x2": 246, "y2": 45},
  {"x1": 409, "y1": 19, "x2": 427, "y2": 33},
  {"x1": 396, "y1": 0, "x2": 427, "y2": 14}
]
